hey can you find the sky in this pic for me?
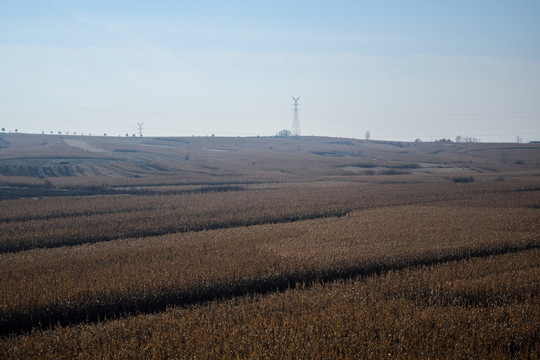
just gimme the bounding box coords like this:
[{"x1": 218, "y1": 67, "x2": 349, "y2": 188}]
[{"x1": 1, "y1": 0, "x2": 539, "y2": 142}]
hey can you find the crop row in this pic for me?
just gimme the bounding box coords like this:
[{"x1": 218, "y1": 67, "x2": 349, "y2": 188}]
[
  {"x1": 2, "y1": 180, "x2": 539, "y2": 253},
  {"x1": 3, "y1": 177, "x2": 537, "y2": 223},
  {"x1": 1, "y1": 248, "x2": 538, "y2": 359},
  {"x1": 0, "y1": 181, "x2": 399, "y2": 221},
  {"x1": 1, "y1": 204, "x2": 538, "y2": 334}
]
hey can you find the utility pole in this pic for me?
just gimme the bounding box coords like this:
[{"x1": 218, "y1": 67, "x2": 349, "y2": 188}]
[{"x1": 137, "y1": 122, "x2": 144, "y2": 137}]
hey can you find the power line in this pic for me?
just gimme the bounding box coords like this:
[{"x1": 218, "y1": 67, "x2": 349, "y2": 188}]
[
  {"x1": 0, "y1": 99, "x2": 286, "y2": 120},
  {"x1": 2, "y1": 98, "x2": 538, "y2": 120},
  {"x1": 0, "y1": 110, "x2": 125, "y2": 128}
]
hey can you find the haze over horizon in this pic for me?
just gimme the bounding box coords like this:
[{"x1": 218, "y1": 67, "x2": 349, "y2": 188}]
[{"x1": 1, "y1": 1, "x2": 539, "y2": 142}]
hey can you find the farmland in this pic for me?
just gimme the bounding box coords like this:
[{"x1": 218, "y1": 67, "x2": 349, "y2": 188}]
[{"x1": 1, "y1": 133, "x2": 539, "y2": 359}]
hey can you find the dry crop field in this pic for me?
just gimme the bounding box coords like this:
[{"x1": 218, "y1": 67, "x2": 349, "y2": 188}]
[{"x1": 0, "y1": 133, "x2": 539, "y2": 359}]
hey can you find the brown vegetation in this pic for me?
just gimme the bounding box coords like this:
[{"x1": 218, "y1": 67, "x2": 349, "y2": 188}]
[
  {"x1": 1, "y1": 249, "x2": 538, "y2": 359},
  {"x1": 0, "y1": 134, "x2": 539, "y2": 358},
  {"x1": 1, "y1": 203, "x2": 538, "y2": 334}
]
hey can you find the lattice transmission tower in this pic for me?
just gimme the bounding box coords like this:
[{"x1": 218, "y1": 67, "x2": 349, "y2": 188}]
[
  {"x1": 137, "y1": 122, "x2": 144, "y2": 137},
  {"x1": 291, "y1": 96, "x2": 301, "y2": 136}
]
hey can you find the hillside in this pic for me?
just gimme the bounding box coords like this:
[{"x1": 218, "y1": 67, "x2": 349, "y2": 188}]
[{"x1": 1, "y1": 133, "x2": 538, "y2": 199}]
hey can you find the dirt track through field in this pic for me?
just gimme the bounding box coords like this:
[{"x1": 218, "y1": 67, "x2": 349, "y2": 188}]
[{"x1": 63, "y1": 139, "x2": 107, "y2": 153}]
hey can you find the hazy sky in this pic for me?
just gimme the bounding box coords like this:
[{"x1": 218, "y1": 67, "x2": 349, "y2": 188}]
[{"x1": 1, "y1": 1, "x2": 539, "y2": 141}]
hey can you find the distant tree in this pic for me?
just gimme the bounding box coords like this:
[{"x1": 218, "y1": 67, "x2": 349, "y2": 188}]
[
  {"x1": 132, "y1": 134, "x2": 136, "y2": 137},
  {"x1": 414, "y1": 138, "x2": 422, "y2": 143},
  {"x1": 462, "y1": 136, "x2": 480, "y2": 143},
  {"x1": 455, "y1": 135, "x2": 462, "y2": 143},
  {"x1": 14, "y1": 129, "x2": 18, "y2": 133},
  {"x1": 1, "y1": 128, "x2": 4, "y2": 133},
  {"x1": 277, "y1": 129, "x2": 291, "y2": 137},
  {"x1": 104, "y1": 133, "x2": 107, "y2": 136},
  {"x1": 58, "y1": 131, "x2": 62, "y2": 135},
  {"x1": 126, "y1": 133, "x2": 129, "y2": 137},
  {"x1": 50, "y1": 131, "x2": 53, "y2": 134},
  {"x1": 365, "y1": 130, "x2": 371, "y2": 140},
  {"x1": 516, "y1": 136, "x2": 523, "y2": 144}
]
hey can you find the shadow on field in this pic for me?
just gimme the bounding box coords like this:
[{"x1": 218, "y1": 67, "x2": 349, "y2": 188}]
[
  {"x1": 1, "y1": 241, "x2": 538, "y2": 336},
  {"x1": 0, "y1": 184, "x2": 245, "y2": 201}
]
